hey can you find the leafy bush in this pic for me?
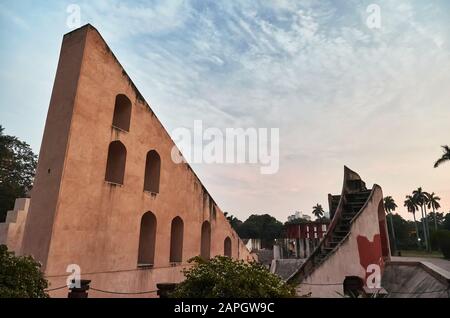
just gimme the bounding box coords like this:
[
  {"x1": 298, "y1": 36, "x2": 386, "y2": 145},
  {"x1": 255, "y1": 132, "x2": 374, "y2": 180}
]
[
  {"x1": 0, "y1": 125, "x2": 37, "y2": 222},
  {"x1": 0, "y1": 245, "x2": 48, "y2": 298},
  {"x1": 171, "y1": 256, "x2": 296, "y2": 298},
  {"x1": 434, "y1": 230, "x2": 450, "y2": 259}
]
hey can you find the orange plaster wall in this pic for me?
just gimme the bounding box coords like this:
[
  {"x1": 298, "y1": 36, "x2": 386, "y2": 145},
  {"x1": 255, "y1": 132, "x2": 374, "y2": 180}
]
[{"x1": 21, "y1": 25, "x2": 252, "y2": 297}]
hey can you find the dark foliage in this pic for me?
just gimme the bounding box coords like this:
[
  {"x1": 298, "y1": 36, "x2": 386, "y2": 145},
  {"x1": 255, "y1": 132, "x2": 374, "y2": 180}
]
[{"x1": 0, "y1": 125, "x2": 37, "y2": 221}]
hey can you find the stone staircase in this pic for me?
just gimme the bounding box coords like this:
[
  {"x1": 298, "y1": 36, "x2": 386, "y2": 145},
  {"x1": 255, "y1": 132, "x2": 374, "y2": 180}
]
[
  {"x1": 329, "y1": 195, "x2": 340, "y2": 219},
  {"x1": 288, "y1": 167, "x2": 374, "y2": 284},
  {"x1": 0, "y1": 198, "x2": 30, "y2": 254},
  {"x1": 314, "y1": 190, "x2": 371, "y2": 265}
]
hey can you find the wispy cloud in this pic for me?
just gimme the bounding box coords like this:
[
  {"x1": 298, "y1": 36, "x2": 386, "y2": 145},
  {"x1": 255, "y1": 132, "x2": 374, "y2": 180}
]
[
  {"x1": 0, "y1": 4, "x2": 31, "y2": 30},
  {"x1": 1, "y1": 0, "x2": 449, "y2": 221}
]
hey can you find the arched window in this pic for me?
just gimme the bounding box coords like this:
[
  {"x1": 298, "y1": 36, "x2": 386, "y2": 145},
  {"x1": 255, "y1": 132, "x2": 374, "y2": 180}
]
[
  {"x1": 224, "y1": 236, "x2": 232, "y2": 257},
  {"x1": 170, "y1": 217, "x2": 184, "y2": 263},
  {"x1": 137, "y1": 212, "x2": 156, "y2": 266},
  {"x1": 112, "y1": 94, "x2": 132, "y2": 132},
  {"x1": 144, "y1": 150, "x2": 161, "y2": 193},
  {"x1": 105, "y1": 141, "x2": 126, "y2": 185},
  {"x1": 343, "y1": 276, "x2": 364, "y2": 297},
  {"x1": 200, "y1": 221, "x2": 211, "y2": 259}
]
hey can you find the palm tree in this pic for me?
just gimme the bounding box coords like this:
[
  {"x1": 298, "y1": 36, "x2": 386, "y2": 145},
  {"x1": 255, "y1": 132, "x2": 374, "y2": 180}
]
[
  {"x1": 404, "y1": 195, "x2": 420, "y2": 248},
  {"x1": 427, "y1": 192, "x2": 441, "y2": 231},
  {"x1": 312, "y1": 204, "x2": 325, "y2": 220},
  {"x1": 434, "y1": 145, "x2": 450, "y2": 168},
  {"x1": 412, "y1": 187, "x2": 430, "y2": 251},
  {"x1": 384, "y1": 196, "x2": 398, "y2": 254}
]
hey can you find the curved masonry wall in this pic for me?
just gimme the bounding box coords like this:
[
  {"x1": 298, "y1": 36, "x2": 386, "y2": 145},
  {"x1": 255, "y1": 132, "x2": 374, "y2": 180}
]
[{"x1": 296, "y1": 186, "x2": 387, "y2": 298}]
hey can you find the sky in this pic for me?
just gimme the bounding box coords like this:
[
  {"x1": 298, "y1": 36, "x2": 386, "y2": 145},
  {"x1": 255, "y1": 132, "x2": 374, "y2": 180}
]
[{"x1": 0, "y1": 0, "x2": 449, "y2": 222}]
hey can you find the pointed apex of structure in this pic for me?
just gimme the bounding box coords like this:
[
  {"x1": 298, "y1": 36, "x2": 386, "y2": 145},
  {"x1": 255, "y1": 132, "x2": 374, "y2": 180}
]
[
  {"x1": 343, "y1": 165, "x2": 361, "y2": 180},
  {"x1": 64, "y1": 23, "x2": 97, "y2": 37}
]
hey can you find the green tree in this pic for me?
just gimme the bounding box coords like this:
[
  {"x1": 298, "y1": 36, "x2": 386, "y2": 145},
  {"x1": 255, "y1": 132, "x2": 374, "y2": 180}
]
[
  {"x1": 312, "y1": 204, "x2": 324, "y2": 220},
  {"x1": 443, "y1": 212, "x2": 450, "y2": 231},
  {"x1": 412, "y1": 187, "x2": 431, "y2": 251},
  {"x1": 387, "y1": 214, "x2": 415, "y2": 249},
  {"x1": 426, "y1": 192, "x2": 441, "y2": 231},
  {"x1": 384, "y1": 196, "x2": 398, "y2": 253},
  {"x1": 0, "y1": 245, "x2": 48, "y2": 298},
  {"x1": 237, "y1": 214, "x2": 283, "y2": 248},
  {"x1": 383, "y1": 212, "x2": 426, "y2": 250},
  {"x1": 433, "y1": 145, "x2": 450, "y2": 168},
  {"x1": 404, "y1": 195, "x2": 420, "y2": 248},
  {"x1": 223, "y1": 212, "x2": 243, "y2": 232},
  {"x1": 427, "y1": 212, "x2": 444, "y2": 227},
  {"x1": 170, "y1": 256, "x2": 295, "y2": 298},
  {"x1": 0, "y1": 125, "x2": 37, "y2": 222},
  {"x1": 433, "y1": 230, "x2": 450, "y2": 259}
]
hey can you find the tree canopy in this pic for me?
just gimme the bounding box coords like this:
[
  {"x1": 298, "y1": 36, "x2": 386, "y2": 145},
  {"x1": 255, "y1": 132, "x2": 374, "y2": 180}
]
[
  {"x1": 236, "y1": 214, "x2": 284, "y2": 247},
  {"x1": 0, "y1": 245, "x2": 48, "y2": 298},
  {"x1": 383, "y1": 196, "x2": 397, "y2": 213},
  {"x1": 387, "y1": 211, "x2": 450, "y2": 251},
  {"x1": 170, "y1": 256, "x2": 295, "y2": 298},
  {"x1": 434, "y1": 145, "x2": 450, "y2": 168},
  {"x1": 0, "y1": 125, "x2": 37, "y2": 221},
  {"x1": 223, "y1": 212, "x2": 243, "y2": 232},
  {"x1": 312, "y1": 204, "x2": 325, "y2": 219}
]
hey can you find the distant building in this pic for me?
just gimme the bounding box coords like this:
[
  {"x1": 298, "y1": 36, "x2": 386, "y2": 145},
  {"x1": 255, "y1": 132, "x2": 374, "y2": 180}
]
[
  {"x1": 287, "y1": 211, "x2": 311, "y2": 222},
  {"x1": 283, "y1": 220, "x2": 330, "y2": 259},
  {"x1": 243, "y1": 238, "x2": 262, "y2": 251}
]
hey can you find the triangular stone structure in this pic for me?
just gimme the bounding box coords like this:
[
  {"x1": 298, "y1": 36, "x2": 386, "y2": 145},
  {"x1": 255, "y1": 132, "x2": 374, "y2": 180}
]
[{"x1": 20, "y1": 24, "x2": 252, "y2": 297}]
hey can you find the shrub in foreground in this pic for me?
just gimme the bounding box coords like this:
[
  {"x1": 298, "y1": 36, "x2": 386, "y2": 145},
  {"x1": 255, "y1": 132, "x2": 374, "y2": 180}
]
[
  {"x1": 0, "y1": 245, "x2": 48, "y2": 298},
  {"x1": 171, "y1": 256, "x2": 296, "y2": 298}
]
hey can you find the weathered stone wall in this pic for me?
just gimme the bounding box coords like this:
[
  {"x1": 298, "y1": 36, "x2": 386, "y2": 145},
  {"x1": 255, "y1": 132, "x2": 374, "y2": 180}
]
[
  {"x1": 382, "y1": 261, "x2": 450, "y2": 298},
  {"x1": 296, "y1": 186, "x2": 387, "y2": 297},
  {"x1": 20, "y1": 24, "x2": 252, "y2": 297},
  {"x1": 0, "y1": 198, "x2": 30, "y2": 254}
]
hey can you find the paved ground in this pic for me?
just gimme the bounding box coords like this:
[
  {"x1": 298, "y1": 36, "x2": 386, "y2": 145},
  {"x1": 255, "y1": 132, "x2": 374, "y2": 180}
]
[
  {"x1": 383, "y1": 259, "x2": 450, "y2": 298},
  {"x1": 271, "y1": 258, "x2": 305, "y2": 280},
  {"x1": 390, "y1": 256, "x2": 450, "y2": 272}
]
